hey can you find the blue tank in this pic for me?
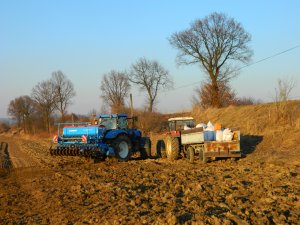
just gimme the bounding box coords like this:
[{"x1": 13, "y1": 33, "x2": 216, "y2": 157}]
[{"x1": 62, "y1": 125, "x2": 104, "y2": 138}]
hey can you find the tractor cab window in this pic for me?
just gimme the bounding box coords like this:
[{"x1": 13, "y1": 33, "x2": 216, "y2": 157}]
[
  {"x1": 184, "y1": 120, "x2": 195, "y2": 129},
  {"x1": 168, "y1": 121, "x2": 176, "y2": 131},
  {"x1": 118, "y1": 117, "x2": 128, "y2": 129},
  {"x1": 99, "y1": 117, "x2": 117, "y2": 130}
]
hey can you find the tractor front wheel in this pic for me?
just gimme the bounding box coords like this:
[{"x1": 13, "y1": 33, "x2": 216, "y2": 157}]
[{"x1": 165, "y1": 136, "x2": 180, "y2": 161}]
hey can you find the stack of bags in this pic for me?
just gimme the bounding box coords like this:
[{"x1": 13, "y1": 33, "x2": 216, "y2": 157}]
[{"x1": 196, "y1": 121, "x2": 234, "y2": 142}]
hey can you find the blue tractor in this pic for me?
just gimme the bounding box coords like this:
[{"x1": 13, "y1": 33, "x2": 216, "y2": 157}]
[{"x1": 50, "y1": 114, "x2": 151, "y2": 161}]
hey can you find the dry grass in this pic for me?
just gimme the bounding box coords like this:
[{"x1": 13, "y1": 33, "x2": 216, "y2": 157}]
[
  {"x1": 149, "y1": 100, "x2": 300, "y2": 156},
  {"x1": 190, "y1": 100, "x2": 300, "y2": 152},
  {"x1": 191, "y1": 101, "x2": 299, "y2": 134}
]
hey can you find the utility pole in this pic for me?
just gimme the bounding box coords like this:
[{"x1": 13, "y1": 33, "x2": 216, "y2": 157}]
[
  {"x1": 130, "y1": 93, "x2": 135, "y2": 128},
  {"x1": 130, "y1": 93, "x2": 133, "y2": 118}
]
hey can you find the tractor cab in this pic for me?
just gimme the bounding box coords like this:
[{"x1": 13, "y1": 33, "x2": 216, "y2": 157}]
[
  {"x1": 97, "y1": 114, "x2": 129, "y2": 130},
  {"x1": 167, "y1": 117, "x2": 195, "y2": 136}
]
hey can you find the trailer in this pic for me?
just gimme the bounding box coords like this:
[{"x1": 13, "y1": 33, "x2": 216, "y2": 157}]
[{"x1": 162, "y1": 117, "x2": 242, "y2": 162}]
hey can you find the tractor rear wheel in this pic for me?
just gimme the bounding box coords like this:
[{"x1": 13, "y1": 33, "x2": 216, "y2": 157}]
[
  {"x1": 113, "y1": 135, "x2": 132, "y2": 161},
  {"x1": 140, "y1": 137, "x2": 151, "y2": 159},
  {"x1": 156, "y1": 140, "x2": 166, "y2": 158},
  {"x1": 165, "y1": 136, "x2": 180, "y2": 161}
]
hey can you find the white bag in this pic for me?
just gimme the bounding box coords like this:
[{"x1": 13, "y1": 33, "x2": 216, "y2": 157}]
[
  {"x1": 196, "y1": 123, "x2": 206, "y2": 128},
  {"x1": 184, "y1": 124, "x2": 191, "y2": 130},
  {"x1": 223, "y1": 128, "x2": 233, "y2": 141},
  {"x1": 216, "y1": 130, "x2": 223, "y2": 142},
  {"x1": 205, "y1": 121, "x2": 214, "y2": 131}
]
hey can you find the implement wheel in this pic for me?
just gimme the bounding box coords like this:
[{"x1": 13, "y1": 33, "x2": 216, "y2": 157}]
[
  {"x1": 165, "y1": 136, "x2": 180, "y2": 161},
  {"x1": 113, "y1": 135, "x2": 132, "y2": 161}
]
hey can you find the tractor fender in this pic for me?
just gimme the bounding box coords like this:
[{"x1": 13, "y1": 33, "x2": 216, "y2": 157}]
[
  {"x1": 104, "y1": 130, "x2": 128, "y2": 140},
  {"x1": 128, "y1": 129, "x2": 142, "y2": 138}
]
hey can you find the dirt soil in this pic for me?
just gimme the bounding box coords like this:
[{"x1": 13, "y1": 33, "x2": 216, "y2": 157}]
[{"x1": 0, "y1": 135, "x2": 299, "y2": 225}]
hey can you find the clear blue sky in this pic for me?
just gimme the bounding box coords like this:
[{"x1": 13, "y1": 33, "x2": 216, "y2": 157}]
[{"x1": 1, "y1": 0, "x2": 300, "y2": 117}]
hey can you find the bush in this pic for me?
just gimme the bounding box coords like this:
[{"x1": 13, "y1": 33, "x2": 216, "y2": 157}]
[{"x1": 0, "y1": 122, "x2": 10, "y2": 133}]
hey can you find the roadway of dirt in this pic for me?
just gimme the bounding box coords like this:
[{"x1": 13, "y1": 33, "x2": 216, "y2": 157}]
[{"x1": 0, "y1": 135, "x2": 299, "y2": 224}]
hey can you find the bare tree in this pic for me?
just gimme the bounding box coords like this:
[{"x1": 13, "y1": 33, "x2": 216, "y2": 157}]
[
  {"x1": 169, "y1": 12, "x2": 252, "y2": 108},
  {"x1": 7, "y1": 95, "x2": 36, "y2": 133},
  {"x1": 192, "y1": 81, "x2": 236, "y2": 108},
  {"x1": 7, "y1": 98, "x2": 22, "y2": 128},
  {"x1": 51, "y1": 71, "x2": 76, "y2": 122},
  {"x1": 274, "y1": 77, "x2": 296, "y2": 102},
  {"x1": 128, "y1": 57, "x2": 173, "y2": 112},
  {"x1": 100, "y1": 70, "x2": 131, "y2": 113},
  {"x1": 273, "y1": 77, "x2": 296, "y2": 123},
  {"x1": 31, "y1": 80, "x2": 57, "y2": 133}
]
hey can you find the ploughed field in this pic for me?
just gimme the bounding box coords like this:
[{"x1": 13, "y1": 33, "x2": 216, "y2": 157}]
[{"x1": 0, "y1": 136, "x2": 299, "y2": 225}]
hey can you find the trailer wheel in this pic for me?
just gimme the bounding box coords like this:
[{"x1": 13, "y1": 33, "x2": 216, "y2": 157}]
[
  {"x1": 113, "y1": 135, "x2": 132, "y2": 161},
  {"x1": 186, "y1": 146, "x2": 195, "y2": 163},
  {"x1": 199, "y1": 149, "x2": 207, "y2": 163},
  {"x1": 140, "y1": 137, "x2": 151, "y2": 159},
  {"x1": 165, "y1": 136, "x2": 180, "y2": 160}
]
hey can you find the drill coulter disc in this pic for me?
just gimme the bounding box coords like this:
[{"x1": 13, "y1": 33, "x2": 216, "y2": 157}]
[
  {"x1": 73, "y1": 149, "x2": 76, "y2": 156},
  {"x1": 64, "y1": 148, "x2": 68, "y2": 156},
  {"x1": 50, "y1": 145, "x2": 101, "y2": 158},
  {"x1": 62, "y1": 148, "x2": 67, "y2": 156}
]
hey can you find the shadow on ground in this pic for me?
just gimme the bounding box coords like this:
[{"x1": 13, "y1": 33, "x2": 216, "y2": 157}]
[{"x1": 240, "y1": 135, "x2": 263, "y2": 155}]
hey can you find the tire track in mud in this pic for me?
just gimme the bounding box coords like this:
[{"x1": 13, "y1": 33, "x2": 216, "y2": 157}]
[
  {"x1": 0, "y1": 137, "x2": 55, "y2": 224},
  {"x1": 0, "y1": 137, "x2": 41, "y2": 170},
  {"x1": 0, "y1": 141, "x2": 13, "y2": 169}
]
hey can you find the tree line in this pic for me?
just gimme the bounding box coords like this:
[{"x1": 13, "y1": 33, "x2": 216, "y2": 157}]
[
  {"x1": 7, "y1": 12, "x2": 259, "y2": 134},
  {"x1": 7, "y1": 71, "x2": 75, "y2": 134},
  {"x1": 100, "y1": 12, "x2": 254, "y2": 112}
]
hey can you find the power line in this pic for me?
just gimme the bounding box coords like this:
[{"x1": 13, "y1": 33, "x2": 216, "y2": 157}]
[
  {"x1": 169, "y1": 44, "x2": 300, "y2": 91},
  {"x1": 238, "y1": 44, "x2": 300, "y2": 71}
]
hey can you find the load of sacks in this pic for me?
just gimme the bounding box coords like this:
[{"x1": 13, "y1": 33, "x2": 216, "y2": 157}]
[{"x1": 195, "y1": 121, "x2": 234, "y2": 142}]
